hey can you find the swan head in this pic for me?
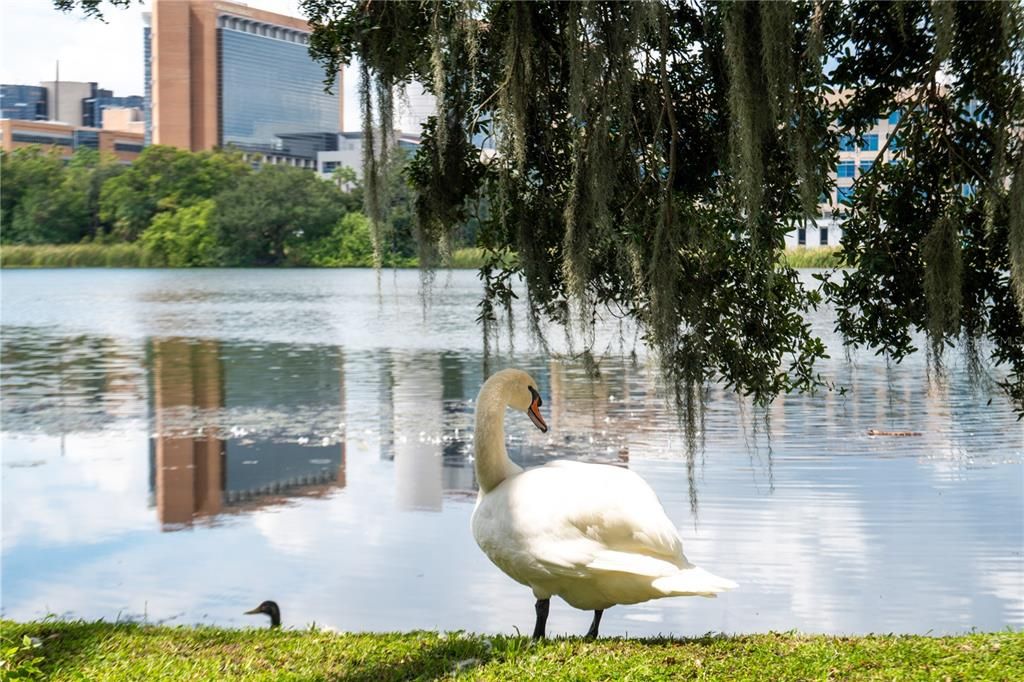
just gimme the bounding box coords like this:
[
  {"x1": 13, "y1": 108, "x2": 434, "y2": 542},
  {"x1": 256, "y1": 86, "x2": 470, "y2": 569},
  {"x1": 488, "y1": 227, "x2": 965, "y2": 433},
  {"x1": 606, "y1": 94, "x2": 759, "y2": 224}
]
[{"x1": 488, "y1": 368, "x2": 547, "y2": 433}]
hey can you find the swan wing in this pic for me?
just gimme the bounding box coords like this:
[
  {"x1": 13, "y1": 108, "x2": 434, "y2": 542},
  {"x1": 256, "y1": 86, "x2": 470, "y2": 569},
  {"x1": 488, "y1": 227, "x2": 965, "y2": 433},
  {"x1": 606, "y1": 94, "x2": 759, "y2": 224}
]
[{"x1": 508, "y1": 461, "x2": 690, "y2": 578}]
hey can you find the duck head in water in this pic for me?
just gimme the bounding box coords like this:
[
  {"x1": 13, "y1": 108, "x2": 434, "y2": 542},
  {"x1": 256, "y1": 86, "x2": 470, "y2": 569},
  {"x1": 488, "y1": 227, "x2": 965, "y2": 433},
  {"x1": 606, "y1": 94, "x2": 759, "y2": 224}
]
[{"x1": 244, "y1": 600, "x2": 281, "y2": 628}]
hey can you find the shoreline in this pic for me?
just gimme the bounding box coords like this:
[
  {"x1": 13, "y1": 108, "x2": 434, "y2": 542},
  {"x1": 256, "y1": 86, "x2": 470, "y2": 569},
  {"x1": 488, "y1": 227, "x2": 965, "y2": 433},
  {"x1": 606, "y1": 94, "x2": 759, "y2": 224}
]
[
  {"x1": 0, "y1": 244, "x2": 843, "y2": 270},
  {"x1": 2, "y1": 620, "x2": 1018, "y2": 680}
]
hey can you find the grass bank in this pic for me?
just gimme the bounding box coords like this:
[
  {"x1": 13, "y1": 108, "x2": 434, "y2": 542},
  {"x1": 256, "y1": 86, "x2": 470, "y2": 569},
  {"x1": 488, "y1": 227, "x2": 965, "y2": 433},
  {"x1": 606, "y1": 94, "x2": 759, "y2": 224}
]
[
  {"x1": 781, "y1": 245, "x2": 843, "y2": 268},
  {"x1": 0, "y1": 244, "x2": 491, "y2": 270},
  {"x1": 2, "y1": 621, "x2": 1019, "y2": 681},
  {"x1": 0, "y1": 243, "x2": 157, "y2": 268},
  {"x1": 2, "y1": 244, "x2": 842, "y2": 270}
]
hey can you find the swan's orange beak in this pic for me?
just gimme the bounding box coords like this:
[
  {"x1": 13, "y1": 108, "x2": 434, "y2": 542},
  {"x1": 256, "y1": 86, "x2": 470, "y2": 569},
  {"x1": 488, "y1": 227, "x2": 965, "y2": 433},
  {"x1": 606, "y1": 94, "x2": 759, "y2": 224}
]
[{"x1": 528, "y1": 390, "x2": 547, "y2": 433}]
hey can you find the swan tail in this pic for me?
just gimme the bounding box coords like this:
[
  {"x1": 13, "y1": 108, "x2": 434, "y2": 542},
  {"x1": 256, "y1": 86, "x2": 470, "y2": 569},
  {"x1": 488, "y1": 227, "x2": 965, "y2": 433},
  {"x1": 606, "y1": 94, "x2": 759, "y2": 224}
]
[{"x1": 651, "y1": 566, "x2": 738, "y2": 598}]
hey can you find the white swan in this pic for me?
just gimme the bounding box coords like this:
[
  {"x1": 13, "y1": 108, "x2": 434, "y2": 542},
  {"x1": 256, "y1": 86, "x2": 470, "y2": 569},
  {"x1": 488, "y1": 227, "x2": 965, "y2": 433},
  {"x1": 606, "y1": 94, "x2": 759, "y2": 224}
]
[{"x1": 471, "y1": 368, "x2": 737, "y2": 639}]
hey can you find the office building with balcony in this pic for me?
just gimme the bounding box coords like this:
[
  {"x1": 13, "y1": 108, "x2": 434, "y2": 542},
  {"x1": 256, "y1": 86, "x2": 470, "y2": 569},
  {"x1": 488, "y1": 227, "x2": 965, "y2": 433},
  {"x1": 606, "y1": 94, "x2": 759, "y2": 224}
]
[{"x1": 146, "y1": 0, "x2": 342, "y2": 167}]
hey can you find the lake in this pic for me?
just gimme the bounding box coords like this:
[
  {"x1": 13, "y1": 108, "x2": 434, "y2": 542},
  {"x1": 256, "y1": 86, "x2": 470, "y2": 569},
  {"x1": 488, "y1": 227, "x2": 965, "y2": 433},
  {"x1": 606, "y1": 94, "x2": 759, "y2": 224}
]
[{"x1": 1, "y1": 268, "x2": 1021, "y2": 637}]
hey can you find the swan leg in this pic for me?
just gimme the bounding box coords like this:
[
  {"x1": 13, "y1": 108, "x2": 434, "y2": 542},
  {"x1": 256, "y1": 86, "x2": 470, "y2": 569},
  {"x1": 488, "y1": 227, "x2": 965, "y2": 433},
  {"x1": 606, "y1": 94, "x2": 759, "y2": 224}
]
[
  {"x1": 585, "y1": 610, "x2": 603, "y2": 639},
  {"x1": 532, "y1": 598, "x2": 550, "y2": 639}
]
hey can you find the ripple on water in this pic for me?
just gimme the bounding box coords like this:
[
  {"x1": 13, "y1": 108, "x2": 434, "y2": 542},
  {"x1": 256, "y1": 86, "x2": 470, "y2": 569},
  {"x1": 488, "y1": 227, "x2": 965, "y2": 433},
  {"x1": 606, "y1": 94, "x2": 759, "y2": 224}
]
[{"x1": 0, "y1": 268, "x2": 1021, "y2": 635}]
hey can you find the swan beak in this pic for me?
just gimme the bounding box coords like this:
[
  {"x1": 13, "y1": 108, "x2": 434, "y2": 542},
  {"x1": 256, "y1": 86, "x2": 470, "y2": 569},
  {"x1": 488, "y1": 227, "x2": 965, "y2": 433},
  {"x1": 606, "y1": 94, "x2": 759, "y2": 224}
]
[{"x1": 528, "y1": 398, "x2": 548, "y2": 433}]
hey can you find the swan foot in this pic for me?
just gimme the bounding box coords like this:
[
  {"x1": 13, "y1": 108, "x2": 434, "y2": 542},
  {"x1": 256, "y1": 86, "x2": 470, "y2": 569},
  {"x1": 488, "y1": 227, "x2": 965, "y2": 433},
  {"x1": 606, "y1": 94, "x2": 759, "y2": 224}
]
[
  {"x1": 585, "y1": 609, "x2": 603, "y2": 639},
  {"x1": 532, "y1": 598, "x2": 550, "y2": 639}
]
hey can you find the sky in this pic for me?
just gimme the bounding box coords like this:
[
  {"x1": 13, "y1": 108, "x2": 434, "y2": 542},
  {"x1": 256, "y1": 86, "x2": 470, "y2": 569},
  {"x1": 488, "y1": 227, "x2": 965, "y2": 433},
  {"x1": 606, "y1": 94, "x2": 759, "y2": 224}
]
[{"x1": 0, "y1": 0, "x2": 363, "y2": 130}]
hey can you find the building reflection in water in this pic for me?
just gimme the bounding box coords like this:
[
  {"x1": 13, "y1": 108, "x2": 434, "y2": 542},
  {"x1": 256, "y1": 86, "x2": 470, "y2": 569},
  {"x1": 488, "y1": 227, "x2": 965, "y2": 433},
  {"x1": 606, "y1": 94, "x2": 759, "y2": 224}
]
[
  {"x1": 392, "y1": 354, "x2": 443, "y2": 511},
  {"x1": 379, "y1": 352, "x2": 481, "y2": 509},
  {"x1": 149, "y1": 339, "x2": 346, "y2": 531},
  {"x1": 148, "y1": 341, "x2": 653, "y2": 525},
  {"x1": 379, "y1": 353, "x2": 641, "y2": 511}
]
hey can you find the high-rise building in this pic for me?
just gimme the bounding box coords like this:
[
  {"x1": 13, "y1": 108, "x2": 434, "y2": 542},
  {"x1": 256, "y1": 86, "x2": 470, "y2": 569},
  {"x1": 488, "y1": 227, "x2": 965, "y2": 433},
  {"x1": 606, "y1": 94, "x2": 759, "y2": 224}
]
[
  {"x1": 38, "y1": 80, "x2": 96, "y2": 126},
  {"x1": 0, "y1": 85, "x2": 48, "y2": 121},
  {"x1": 143, "y1": 12, "x2": 152, "y2": 145},
  {"x1": 2, "y1": 81, "x2": 143, "y2": 129},
  {"x1": 147, "y1": 0, "x2": 343, "y2": 166}
]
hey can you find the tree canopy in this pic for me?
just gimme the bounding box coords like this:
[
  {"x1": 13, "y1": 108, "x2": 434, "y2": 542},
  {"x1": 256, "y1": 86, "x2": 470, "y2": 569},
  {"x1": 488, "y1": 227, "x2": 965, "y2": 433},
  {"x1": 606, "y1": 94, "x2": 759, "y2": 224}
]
[
  {"x1": 213, "y1": 164, "x2": 352, "y2": 266},
  {"x1": 297, "y1": 0, "x2": 1024, "y2": 423},
  {"x1": 2, "y1": 141, "x2": 430, "y2": 268}
]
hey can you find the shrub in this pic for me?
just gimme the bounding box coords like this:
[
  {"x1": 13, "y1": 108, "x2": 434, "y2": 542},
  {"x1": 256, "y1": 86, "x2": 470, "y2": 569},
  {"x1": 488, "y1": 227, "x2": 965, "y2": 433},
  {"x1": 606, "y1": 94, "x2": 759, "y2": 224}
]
[{"x1": 140, "y1": 200, "x2": 218, "y2": 267}]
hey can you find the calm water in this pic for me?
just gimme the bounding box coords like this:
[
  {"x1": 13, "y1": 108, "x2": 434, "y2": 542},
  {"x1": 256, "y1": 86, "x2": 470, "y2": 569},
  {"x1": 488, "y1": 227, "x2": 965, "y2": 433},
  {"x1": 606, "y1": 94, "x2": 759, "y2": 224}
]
[{"x1": 1, "y1": 268, "x2": 1021, "y2": 637}]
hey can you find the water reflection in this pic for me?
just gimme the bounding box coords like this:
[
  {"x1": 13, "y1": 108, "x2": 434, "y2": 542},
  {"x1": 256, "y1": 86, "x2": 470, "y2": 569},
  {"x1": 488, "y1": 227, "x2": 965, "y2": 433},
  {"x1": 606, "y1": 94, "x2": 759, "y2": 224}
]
[
  {"x1": 0, "y1": 328, "x2": 147, "y2": 434},
  {"x1": 149, "y1": 338, "x2": 346, "y2": 530},
  {"x1": 1, "y1": 268, "x2": 1021, "y2": 635}
]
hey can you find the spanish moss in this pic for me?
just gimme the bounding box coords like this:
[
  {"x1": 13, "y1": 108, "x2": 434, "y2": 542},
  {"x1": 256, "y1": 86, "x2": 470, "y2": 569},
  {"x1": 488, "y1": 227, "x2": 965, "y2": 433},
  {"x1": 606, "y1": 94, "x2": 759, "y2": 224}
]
[
  {"x1": 1009, "y1": 158, "x2": 1024, "y2": 323},
  {"x1": 922, "y1": 213, "x2": 963, "y2": 357},
  {"x1": 301, "y1": 0, "x2": 1024, "y2": 426}
]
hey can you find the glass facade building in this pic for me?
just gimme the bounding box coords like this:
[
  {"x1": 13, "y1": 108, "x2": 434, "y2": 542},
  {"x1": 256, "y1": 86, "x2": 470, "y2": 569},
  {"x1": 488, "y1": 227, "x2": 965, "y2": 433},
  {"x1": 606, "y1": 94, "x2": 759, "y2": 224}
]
[
  {"x1": 83, "y1": 94, "x2": 145, "y2": 128},
  {"x1": 143, "y1": 19, "x2": 152, "y2": 146},
  {"x1": 1, "y1": 84, "x2": 48, "y2": 121},
  {"x1": 148, "y1": 1, "x2": 342, "y2": 162},
  {"x1": 217, "y1": 21, "x2": 339, "y2": 152}
]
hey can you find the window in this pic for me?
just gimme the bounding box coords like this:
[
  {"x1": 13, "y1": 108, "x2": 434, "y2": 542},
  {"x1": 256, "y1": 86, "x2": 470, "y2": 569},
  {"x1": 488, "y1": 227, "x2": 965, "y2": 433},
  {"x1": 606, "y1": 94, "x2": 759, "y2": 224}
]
[
  {"x1": 839, "y1": 135, "x2": 856, "y2": 151},
  {"x1": 859, "y1": 161, "x2": 872, "y2": 175},
  {"x1": 12, "y1": 131, "x2": 72, "y2": 146},
  {"x1": 888, "y1": 110, "x2": 901, "y2": 125},
  {"x1": 820, "y1": 227, "x2": 829, "y2": 245},
  {"x1": 797, "y1": 227, "x2": 806, "y2": 245},
  {"x1": 861, "y1": 134, "x2": 879, "y2": 151},
  {"x1": 837, "y1": 161, "x2": 855, "y2": 178},
  {"x1": 74, "y1": 130, "x2": 100, "y2": 149},
  {"x1": 114, "y1": 142, "x2": 143, "y2": 153},
  {"x1": 837, "y1": 186, "x2": 854, "y2": 206},
  {"x1": 322, "y1": 161, "x2": 340, "y2": 173}
]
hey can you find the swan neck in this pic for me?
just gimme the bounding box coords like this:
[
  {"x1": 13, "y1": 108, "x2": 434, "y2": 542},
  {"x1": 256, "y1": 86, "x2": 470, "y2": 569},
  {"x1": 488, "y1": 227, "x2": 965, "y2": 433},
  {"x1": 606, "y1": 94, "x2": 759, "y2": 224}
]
[{"x1": 474, "y1": 384, "x2": 518, "y2": 493}]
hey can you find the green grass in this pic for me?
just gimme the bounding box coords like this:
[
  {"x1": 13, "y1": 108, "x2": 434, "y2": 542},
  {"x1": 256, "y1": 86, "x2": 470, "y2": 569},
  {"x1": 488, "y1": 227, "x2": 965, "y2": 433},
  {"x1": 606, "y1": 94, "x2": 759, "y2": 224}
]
[
  {"x1": 0, "y1": 243, "x2": 155, "y2": 268},
  {"x1": 781, "y1": 245, "x2": 843, "y2": 268},
  {"x1": 2, "y1": 244, "x2": 843, "y2": 270},
  {"x1": 0, "y1": 244, "x2": 486, "y2": 270},
  {"x1": 446, "y1": 247, "x2": 489, "y2": 269},
  {"x1": 2, "y1": 620, "x2": 1019, "y2": 681}
]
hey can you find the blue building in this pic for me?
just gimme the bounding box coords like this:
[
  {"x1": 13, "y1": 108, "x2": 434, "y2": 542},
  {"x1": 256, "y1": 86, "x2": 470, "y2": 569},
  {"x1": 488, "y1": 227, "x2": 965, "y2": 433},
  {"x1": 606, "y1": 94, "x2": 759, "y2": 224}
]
[
  {"x1": 217, "y1": 17, "x2": 340, "y2": 157},
  {"x1": 143, "y1": 16, "x2": 152, "y2": 146},
  {"x1": 0, "y1": 84, "x2": 48, "y2": 121},
  {"x1": 82, "y1": 90, "x2": 145, "y2": 128}
]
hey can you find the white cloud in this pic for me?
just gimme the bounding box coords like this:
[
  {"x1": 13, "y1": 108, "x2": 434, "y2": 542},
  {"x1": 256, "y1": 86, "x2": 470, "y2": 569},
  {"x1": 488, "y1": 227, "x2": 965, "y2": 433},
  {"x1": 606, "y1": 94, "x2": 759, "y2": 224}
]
[{"x1": 2, "y1": 433, "x2": 152, "y2": 549}]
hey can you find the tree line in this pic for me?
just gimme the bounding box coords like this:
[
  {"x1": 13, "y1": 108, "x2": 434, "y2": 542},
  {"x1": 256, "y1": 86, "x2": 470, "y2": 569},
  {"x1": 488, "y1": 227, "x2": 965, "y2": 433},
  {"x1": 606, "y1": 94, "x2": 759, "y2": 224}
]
[{"x1": 0, "y1": 144, "x2": 424, "y2": 267}]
